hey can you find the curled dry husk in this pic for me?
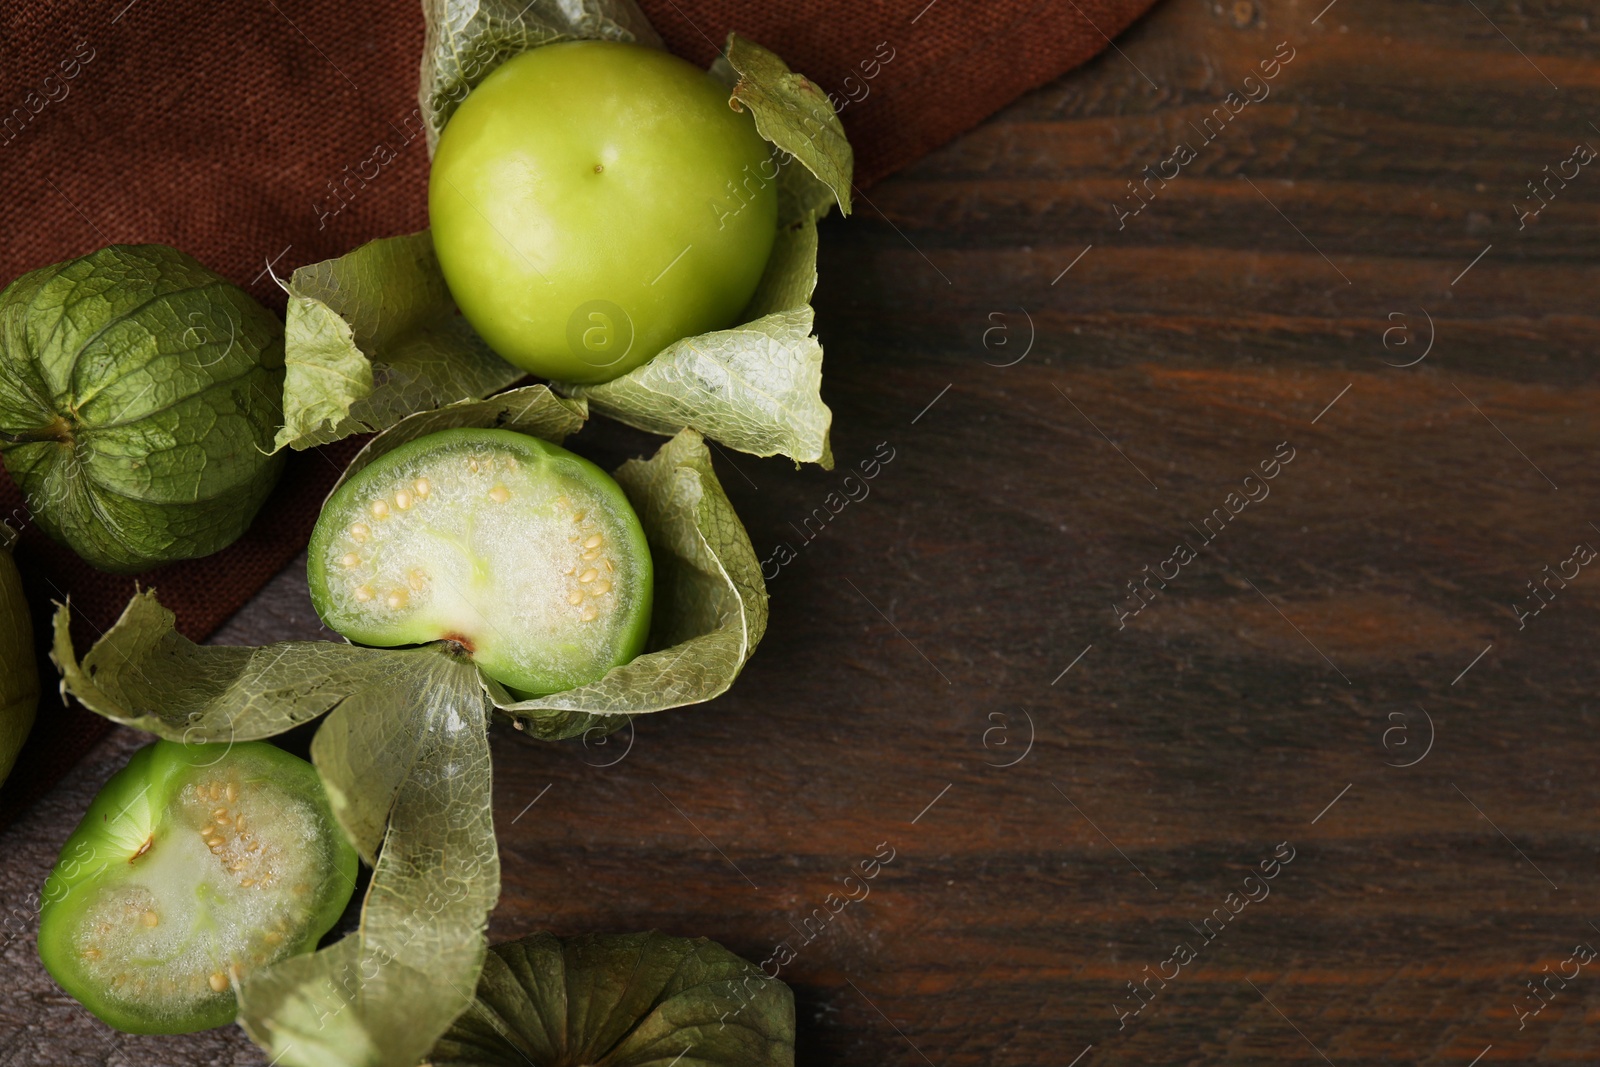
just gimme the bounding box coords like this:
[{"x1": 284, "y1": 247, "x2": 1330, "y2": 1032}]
[
  {"x1": 270, "y1": 232, "x2": 526, "y2": 452},
  {"x1": 276, "y1": 0, "x2": 852, "y2": 468},
  {"x1": 425, "y1": 932, "x2": 794, "y2": 1067},
  {"x1": 50, "y1": 384, "x2": 768, "y2": 1066}
]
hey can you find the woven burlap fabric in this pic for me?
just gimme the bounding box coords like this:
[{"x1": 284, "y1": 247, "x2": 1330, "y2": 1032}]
[{"x1": 0, "y1": 0, "x2": 1155, "y2": 823}]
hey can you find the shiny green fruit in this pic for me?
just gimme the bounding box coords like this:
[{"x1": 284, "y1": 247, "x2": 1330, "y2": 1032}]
[
  {"x1": 429, "y1": 40, "x2": 778, "y2": 384},
  {"x1": 37, "y1": 740, "x2": 357, "y2": 1034},
  {"x1": 307, "y1": 428, "x2": 653, "y2": 695},
  {"x1": 0, "y1": 547, "x2": 37, "y2": 785},
  {"x1": 0, "y1": 244, "x2": 285, "y2": 574}
]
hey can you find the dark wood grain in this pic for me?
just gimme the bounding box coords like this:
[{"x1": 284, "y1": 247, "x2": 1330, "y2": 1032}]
[{"x1": 5, "y1": 0, "x2": 1600, "y2": 1063}]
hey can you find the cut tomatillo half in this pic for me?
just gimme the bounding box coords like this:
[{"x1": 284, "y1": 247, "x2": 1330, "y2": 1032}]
[
  {"x1": 307, "y1": 427, "x2": 654, "y2": 695},
  {"x1": 37, "y1": 740, "x2": 357, "y2": 1035}
]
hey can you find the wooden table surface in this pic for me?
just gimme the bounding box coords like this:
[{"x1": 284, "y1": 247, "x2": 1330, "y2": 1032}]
[{"x1": 5, "y1": 0, "x2": 1600, "y2": 1063}]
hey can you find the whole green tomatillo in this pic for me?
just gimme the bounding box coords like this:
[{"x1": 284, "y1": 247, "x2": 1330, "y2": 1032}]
[
  {"x1": 307, "y1": 427, "x2": 653, "y2": 695},
  {"x1": 429, "y1": 40, "x2": 779, "y2": 384},
  {"x1": 0, "y1": 245, "x2": 285, "y2": 574},
  {"x1": 37, "y1": 740, "x2": 357, "y2": 1035}
]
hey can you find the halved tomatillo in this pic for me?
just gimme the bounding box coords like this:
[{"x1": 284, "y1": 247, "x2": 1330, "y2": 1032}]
[
  {"x1": 37, "y1": 740, "x2": 357, "y2": 1035},
  {"x1": 307, "y1": 428, "x2": 653, "y2": 695}
]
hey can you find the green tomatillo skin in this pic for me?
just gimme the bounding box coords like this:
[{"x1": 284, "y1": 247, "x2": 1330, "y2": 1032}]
[
  {"x1": 0, "y1": 244, "x2": 285, "y2": 574},
  {"x1": 0, "y1": 547, "x2": 37, "y2": 785},
  {"x1": 307, "y1": 428, "x2": 653, "y2": 695},
  {"x1": 429, "y1": 40, "x2": 779, "y2": 384},
  {"x1": 37, "y1": 740, "x2": 357, "y2": 1035}
]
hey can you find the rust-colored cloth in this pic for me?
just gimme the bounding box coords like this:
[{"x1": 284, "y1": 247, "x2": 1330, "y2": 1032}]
[{"x1": 0, "y1": 0, "x2": 1155, "y2": 823}]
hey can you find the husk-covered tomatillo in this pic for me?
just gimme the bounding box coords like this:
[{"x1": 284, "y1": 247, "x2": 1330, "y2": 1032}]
[{"x1": 0, "y1": 245, "x2": 286, "y2": 573}]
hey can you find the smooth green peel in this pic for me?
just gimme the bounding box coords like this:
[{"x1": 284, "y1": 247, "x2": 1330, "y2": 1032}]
[
  {"x1": 308, "y1": 427, "x2": 653, "y2": 695},
  {"x1": 38, "y1": 740, "x2": 357, "y2": 1035}
]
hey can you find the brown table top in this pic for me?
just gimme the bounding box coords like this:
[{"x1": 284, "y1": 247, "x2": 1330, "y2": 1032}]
[{"x1": 5, "y1": 0, "x2": 1600, "y2": 1063}]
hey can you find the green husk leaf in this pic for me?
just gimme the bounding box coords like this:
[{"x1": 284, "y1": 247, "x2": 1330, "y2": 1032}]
[
  {"x1": 773, "y1": 151, "x2": 844, "y2": 231},
  {"x1": 494, "y1": 427, "x2": 769, "y2": 738},
  {"x1": 239, "y1": 646, "x2": 499, "y2": 1067},
  {"x1": 275, "y1": 232, "x2": 527, "y2": 451},
  {"x1": 554, "y1": 313, "x2": 831, "y2": 467},
  {"x1": 723, "y1": 33, "x2": 852, "y2": 218},
  {"x1": 50, "y1": 592, "x2": 394, "y2": 743},
  {"x1": 425, "y1": 931, "x2": 794, "y2": 1067},
  {"x1": 418, "y1": 0, "x2": 662, "y2": 152},
  {"x1": 742, "y1": 214, "x2": 821, "y2": 318},
  {"x1": 707, "y1": 60, "x2": 836, "y2": 229}
]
